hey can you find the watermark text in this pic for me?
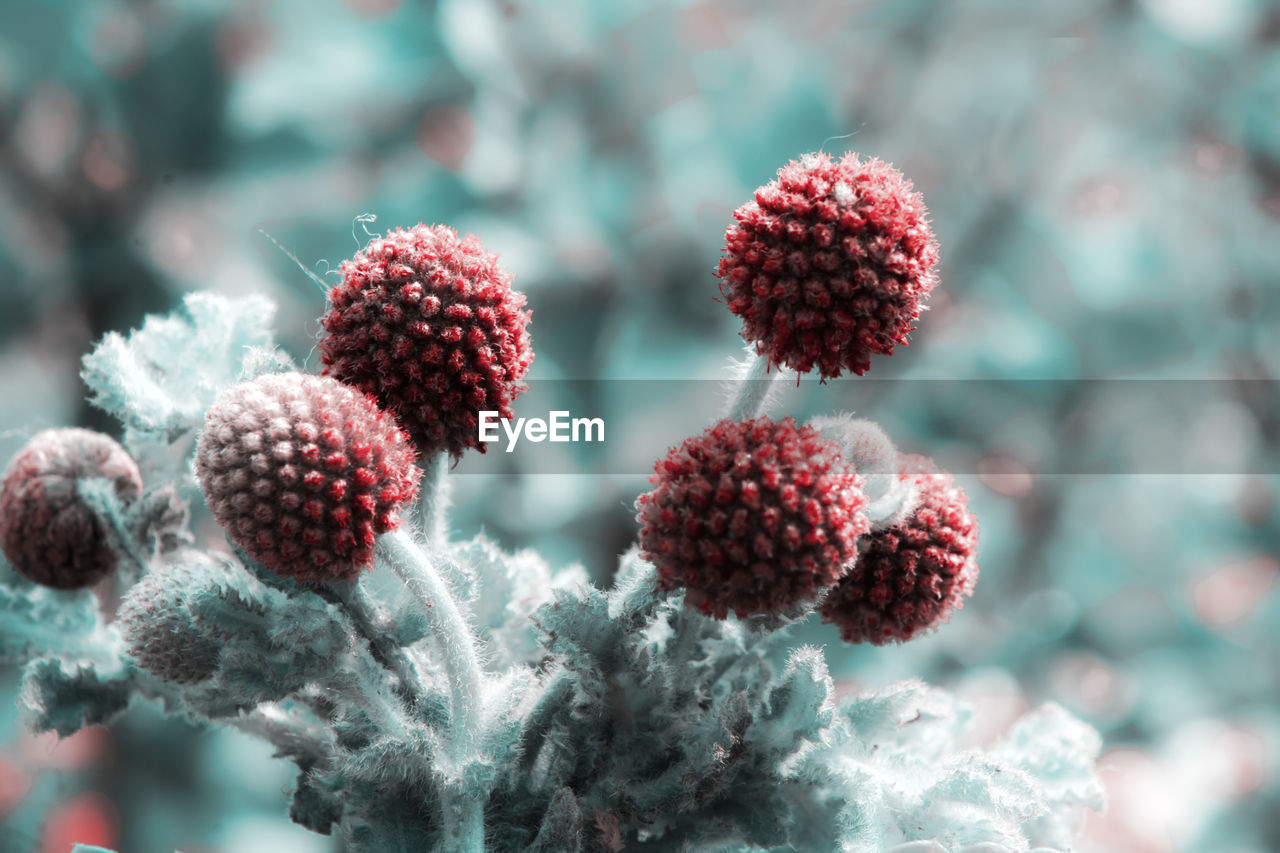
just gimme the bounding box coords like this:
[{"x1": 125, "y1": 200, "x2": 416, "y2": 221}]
[{"x1": 478, "y1": 410, "x2": 605, "y2": 453}]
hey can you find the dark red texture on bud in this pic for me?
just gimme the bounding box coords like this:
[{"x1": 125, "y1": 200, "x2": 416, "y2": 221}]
[
  {"x1": 717, "y1": 152, "x2": 939, "y2": 378},
  {"x1": 0, "y1": 428, "x2": 142, "y2": 589},
  {"x1": 637, "y1": 416, "x2": 869, "y2": 619},
  {"x1": 320, "y1": 224, "x2": 533, "y2": 459},
  {"x1": 117, "y1": 570, "x2": 220, "y2": 685},
  {"x1": 196, "y1": 372, "x2": 419, "y2": 583},
  {"x1": 821, "y1": 456, "x2": 978, "y2": 644}
]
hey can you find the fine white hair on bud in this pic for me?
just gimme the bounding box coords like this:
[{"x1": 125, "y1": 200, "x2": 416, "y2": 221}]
[
  {"x1": 808, "y1": 414, "x2": 918, "y2": 529},
  {"x1": 117, "y1": 564, "x2": 222, "y2": 685}
]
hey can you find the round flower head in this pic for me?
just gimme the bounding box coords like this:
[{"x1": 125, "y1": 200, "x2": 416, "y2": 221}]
[
  {"x1": 820, "y1": 456, "x2": 978, "y2": 644},
  {"x1": 0, "y1": 428, "x2": 142, "y2": 589},
  {"x1": 196, "y1": 372, "x2": 420, "y2": 583},
  {"x1": 320, "y1": 224, "x2": 533, "y2": 459},
  {"x1": 717, "y1": 152, "x2": 939, "y2": 378},
  {"x1": 637, "y1": 417, "x2": 869, "y2": 619},
  {"x1": 117, "y1": 569, "x2": 221, "y2": 685}
]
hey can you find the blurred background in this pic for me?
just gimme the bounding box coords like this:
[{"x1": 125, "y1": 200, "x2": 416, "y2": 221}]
[{"x1": 1, "y1": 0, "x2": 1278, "y2": 850}]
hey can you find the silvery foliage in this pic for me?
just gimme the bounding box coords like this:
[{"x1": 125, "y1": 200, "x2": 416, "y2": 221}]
[{"x1": 5, "y1": 294, "x2": 1102, "y2": 852}]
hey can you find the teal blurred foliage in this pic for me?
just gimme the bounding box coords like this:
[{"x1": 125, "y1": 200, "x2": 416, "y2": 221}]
[
  {"x1": 3, "y1": 292, "x2": 1106, "y2": 851},
  {"x1": 0, "y1": 0, "x2": 1278, "y2": 851}
]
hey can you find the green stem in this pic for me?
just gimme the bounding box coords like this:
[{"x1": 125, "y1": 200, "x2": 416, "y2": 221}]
[
  {"x1": 230, "y1": 705, "x2": 333, "y2": 766},
  {"x1": 725, "y1": 353, "x2": 777, "y2": 421},
  {"x1": 330, "y1": 580, "x2": 430, "y2": 712},
  {"x1": 335, "y1": 660, "x2": 416, "y2": 741},
  {"x1": 76, "y1": 479, "x2": 150, "y2": 582},
  {"x1": 377, "y1": 528, "x2": 485, "y2": 852},
  {"x1": 417, "y1": 451, "x2": 452, "y2": 544},
  {"x1": 516, "y1": 668, "x2": 573, "y2": 774}
]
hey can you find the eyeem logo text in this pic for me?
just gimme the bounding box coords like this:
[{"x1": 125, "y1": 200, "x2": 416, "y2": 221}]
[{"x1": 478, "y1": 411, "x2": 605, "y2": 453}]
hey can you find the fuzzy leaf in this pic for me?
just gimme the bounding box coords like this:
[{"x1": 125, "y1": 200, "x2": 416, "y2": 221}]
[
  {"x1": 0, "y1": 580, "x2": 104, "y2": 664},
  {"x1": 471, "y1": 666, "x2": 536, "y2": 782},
  {"x1": 994, "y1": 702, "x2": 1105, "y2": 809},
  {"x1": 757, "y1": 646, "x2": 836, "y2": 775},
  {"x1": 239, "y1": 344, "x2": 297, "y2": 380},
  {"x1": 840, "y1": 678, "x2": 968, "y2": 759},
  {"x1": 912, "y1": 757, "x2": 1042, "y2": 848},
  {"x1": 608, "y1": 547, "x2": 661, "y2": 620},
  {"x1": 290, "y1": 769, "x2": 344, "y2": 835},
  {"x1": 534, "y1": 582, "x2": 616, "y2": 666},
  {"x1": 129, "y1": 553, "x2": 363, "y2": 716},
  {"x1": 992, "y1": 703, "x2": 1106, "y2": 849},
  {"x1": 451, "y1": 534, "x2": 589, "y2": 669},
  {"x1": 342, "y1": 728, "x2": 439, "y2": 789},
  {"x1": 20, "y1": 656, "x2": 133, "y2": 737},
  {"x1": 81, "y1": 290, "x2": 277, "y2": 437},
  {"x1": 525, "y1": 787, "x2": 584, "y2": 853},
  {"x1": 127, "y1": 484, "x2": 193, "y2": 557}
]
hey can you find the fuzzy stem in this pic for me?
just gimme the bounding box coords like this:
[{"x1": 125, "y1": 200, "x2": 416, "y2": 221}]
[
  {"x1": 330, "y1": 580, "x2": 431, "y2": 713},
  {"x1": 725, "y1": 353, "x2": 777, "y2": 421},
  {"x1": 76, "y1": 479, "x2": 150, "y2": 582},
  {"x1": 517, "y1": 668, "x2": 574, "y2": 774},
  {"x1": 417, "y1": 451, "x2": 452, "y2": 544},
  {"x1": 670, "y1": 604, "x2": 706, "y2": 665},
  {"x1": 377, "y1": 528, "x2": 484, "y2": 852},
  {"x1": 378, "y1": 530, "x2": 482, "y2": 749},
  {"x1": 335, "y1": 638, "x2": 416, "y2": 740},
  {"x1": 230, "y1": 705, "x2": 333, "y2": 766}
]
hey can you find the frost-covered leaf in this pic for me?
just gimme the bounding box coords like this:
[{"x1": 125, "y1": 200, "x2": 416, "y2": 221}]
[
  {"x1": 290, "y1": 770, "x2": 344, "y2": 835},
  {"x1": 81, "y1": 291, "x2": 278, "y2": 438},
  {"x1": 756, "y1": 646, "x2": 836, "y2": 775},
  {"x1": 533, "y1": 581, "x2": 615, "y2": 666},
  {"x1": 525, "y1": 787, "x2": 584, "y2": 853},
  {"x1": 20, "y1": 656, "x2": 133, "y2": 736},
  {"x1": 992, "y1": 703, "x2": 1105, "y2": 849},
  {"x1": 0, "y1": 580, "x2": 104, "y2": 664},
  {"x1": 450, "y1": 534, "x2": 589, "y2": 668}
]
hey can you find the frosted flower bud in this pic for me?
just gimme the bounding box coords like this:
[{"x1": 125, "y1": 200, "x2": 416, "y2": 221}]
[
  {"x1": 821, "y1": 456, "x2": 978, "y2": 644},
  {"x1": 0, "y1": 428, "x2": 142, "y2": 589},
  {"x1": 117, "y1": 568, "x2": 221, "y2": 685},
  {"x1": 320, "y1": 224, "x2": 533, "y2": 459},
  {"x1": 196, "y1": 372, "x2": 420, "y2": 583},
  {"x1": 637, "y1": 416, "x2": 869, "y2": 619},
  {"x1": 717, "y1": 152, "x2": 939, "y2": 377}
]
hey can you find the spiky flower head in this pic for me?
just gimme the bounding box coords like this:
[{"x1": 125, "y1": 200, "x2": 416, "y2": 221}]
[
  {"x1": 637, "y1": 416, "x2": 869, "y2": 619},
  {"x1": 820, "y1": 456, "x2": 978, "y2": 644},
  {"x1": 195, "y1": 372, "x2": 420, "y2": 583},
  {"x1": 320, "y1": 223, "x2": 533, "y2": 459},
  {"x1": 0, "y1": 428, "x2": 142, "y2": 589},
  {"x1": 717, "y1": 152, "x2": 939, "y2": 378},
  {"x1": 117, "y1": 567, "x2": 221, "y2": 685}
]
